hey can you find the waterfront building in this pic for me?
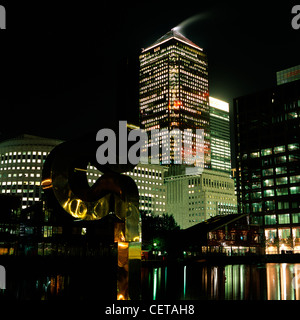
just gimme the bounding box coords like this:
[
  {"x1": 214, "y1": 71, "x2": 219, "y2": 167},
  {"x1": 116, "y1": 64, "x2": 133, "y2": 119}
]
[
  {"x1": 165, "y1": 168, "x2": 237, "y2": 229},
  {"x1": 209, "y1": 97, "x2": 231, "y2": 174},
  {"x1": 234, "y1": 77, "x2": 300, "y2": 253},
  {"x1": 0, "y1": 135, "x2": 62, "y2": 209},
  {"x1": 179, "y1": 214, "x2": 262, "y2": 256}
]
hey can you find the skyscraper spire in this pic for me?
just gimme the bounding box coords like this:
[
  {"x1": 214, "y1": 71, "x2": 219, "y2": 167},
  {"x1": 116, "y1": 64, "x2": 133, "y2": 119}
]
[{"x1": 143, "y1": 29, "x2": 203, "y2": 52}]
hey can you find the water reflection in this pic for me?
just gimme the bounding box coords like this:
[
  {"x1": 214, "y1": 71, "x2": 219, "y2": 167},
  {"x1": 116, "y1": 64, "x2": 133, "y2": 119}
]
[
  {"x1": 266, "y1": 263, "x2": 300, "y2": 300},
  {"x1": 1, "y1": 262, "x2": 300, "y2": 300},
  {"x1": 141, "y1": 263, "x2": 300, "y2": 300}
]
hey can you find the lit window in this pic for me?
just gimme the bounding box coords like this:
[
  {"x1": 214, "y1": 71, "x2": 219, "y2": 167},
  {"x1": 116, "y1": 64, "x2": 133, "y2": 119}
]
[
  {"x1": 290, "y1": 186, "x2": 300, "y2": 195},
  {"x1": 276, "y1": 188, "x2": 288, "y2": 196},
  {"x1": 264, "y1": 215, "x2": 276, "y2": 225},
  {"x1": 288, "y1": 143, "x2": 299, "y2": 151},
  {"x1": 263, "y1": 168, "x2": 274, "y2": 176},
  {"x1": 263, "y1": 179, "x2": 274, "y2": 187},
  {"x1": 276, "y1": 177, "x2": 288, "y2": 185},
  {"x1": 275, "y1": 166, "x2": 287, "y2": 175},
  {"x1": 292, "y1": 213, "x2": 300, "y2": 223},
  {"x1": 290, "y1": 175, "x2": 300, "y2": 184},
  {"x1": 274, "y1": 145, "x2": 285, "y2": 154},
  {"x1": 278, "y1": 214, "x2": 290, "y2": 224},
  {"x1": 261, "y1": 148, "x2": 272, "y2": 156},
  {"x1": 264, "y1": 189, "x2": 275, "y2": 197}
]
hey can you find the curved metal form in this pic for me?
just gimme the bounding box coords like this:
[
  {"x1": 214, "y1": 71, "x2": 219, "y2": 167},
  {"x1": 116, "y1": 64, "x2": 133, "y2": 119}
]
[{"x1": 41, "y1": 130, "x2": 141, "y2": 300}]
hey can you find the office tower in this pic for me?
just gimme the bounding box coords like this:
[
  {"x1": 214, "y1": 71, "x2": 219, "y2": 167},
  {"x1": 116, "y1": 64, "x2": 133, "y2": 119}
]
[
  {"x1": 0, "y1": 134, "x2": 62, "y2": 208},
  {"x1": 234, "y1": 78, "x2": 300, "y2": 254},
  {"x1": 276, "y1": 65, "x2": 300, "y2": 85},
  {"x1": 165, "y1": 169, "x2": 237, "y2": 229},
  {"x1": 209, "y1": 97, "x2": 231, "y2": 174},
  {"x1": 125, "y1": 163, "x2": 168, "y2": 217},
  {"x1": 139, "y1": 29, "x2": 210, "y2": 167}
]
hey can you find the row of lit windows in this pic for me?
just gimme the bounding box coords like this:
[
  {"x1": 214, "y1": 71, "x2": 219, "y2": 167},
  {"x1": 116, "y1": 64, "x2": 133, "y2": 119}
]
[
  {"x1": 245, "y1": 186, "x2": 300, "y2": 200},
  {"x1": 180, "y1": 77, "x2": 208, "y2": 89},
  {"x1": 244, "y1": 200, "x2": 299, "y2": 213},
  {"x1": 211, "y1": 147, "x2": 231, "y2": 154},
  {"x1": 180, "y1": 68, "x2": 208, "y2": 82},
  {"x1": 0, "y1": 166, "x2": 42, "y2": 171},
  {"x1": 140, "y1": 46, "x2": 204, "y2": 71},
  {"x1": 264, "y1": 213, "x2": 300, "y2": 225},
  {"x1": 188, "y1": 177, "x2": 234, "y2": 189},
  {"x1": 1, "y1": 180, "x2": 40, "y2": 186},
  {"x1": 180, "y1": 62, "x2": 208, "y2": 75},
  {"x1": 244, "y1": 166, "x2": 299, "y2": 179},
  {"x1": 1, "y1": 158, "x2": 44, "y2": 164},
  {"x1": 1, "y1": 151, "x2": 48, "y2": 157},
  {"x1": 140, "y1": 71, "x2": 168, "y2": 82},
  {"x1": 0, "y1": 172, "x2": 41, "y2": 179},
  {"x1": 260, "y1": 175, "x2": 300, "y2": 187},
  {"x1": 139, "y1": 51, "x2": 169, "y2": 67},
  {"x1": 189, "y1": 200, "x2": 236, "y2": 207},
  {"x1": 245, "y1": 143, "x2": 299, "y2": 159},
  {"x1": 1, "y1": 189, "x2": 40, "y2": 196}
]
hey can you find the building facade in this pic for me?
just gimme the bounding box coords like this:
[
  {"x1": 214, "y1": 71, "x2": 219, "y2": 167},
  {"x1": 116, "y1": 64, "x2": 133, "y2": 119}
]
[
  {"x1": 209, "y1": 97, "x2": 231, "y2": 174},
  {"x1": 0, "y1": 135, "x2": 62, "y2": 209},
  {"x1": 87, "y1": 163, "x2": 168, "y2": 217},
  {"x1": 165, "y1": 168, "x2": 237, "y2": 229},
  {"x1": 276, "y1": 65, "x2": 300, "y2": 86},
  {"x1": 234, "y1": 78, "x2": 300, "y2": 253},
  {"x1": 139, "y1": 29, "x2": 210, "y2": 167}
]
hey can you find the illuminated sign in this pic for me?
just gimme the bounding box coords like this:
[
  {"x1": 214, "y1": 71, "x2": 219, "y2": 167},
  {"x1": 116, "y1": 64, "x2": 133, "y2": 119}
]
[{"x1": 209, "y1": 97, "x2": 229, "y2": 112}]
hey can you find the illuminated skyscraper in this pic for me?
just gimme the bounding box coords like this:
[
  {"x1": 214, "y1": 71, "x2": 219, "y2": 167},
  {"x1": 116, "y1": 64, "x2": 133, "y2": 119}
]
[
  {"x1": 209, "y1": 97, "x2": 231, "y2": 174},
  {"x1": 139, "y1": 29, "x2": 210, "y2": 167},
  {"x1": 234, "y1": 78, "x2": 300, "y2": 254}
]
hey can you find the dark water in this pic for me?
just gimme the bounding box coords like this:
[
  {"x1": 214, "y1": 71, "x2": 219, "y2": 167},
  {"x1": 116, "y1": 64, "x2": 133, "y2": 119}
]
[
  {"x1": 1, "y1": 262, "x2": 299, "y2": 300},
  {"x1": 141, "y1": 263, "x2": 300, "y2": 300}
]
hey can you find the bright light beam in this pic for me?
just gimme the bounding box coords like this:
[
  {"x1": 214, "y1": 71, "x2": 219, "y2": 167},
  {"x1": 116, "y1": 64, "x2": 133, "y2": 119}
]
[{"x1": 173, "y1": 12, "x2": 211, "y2": 33}]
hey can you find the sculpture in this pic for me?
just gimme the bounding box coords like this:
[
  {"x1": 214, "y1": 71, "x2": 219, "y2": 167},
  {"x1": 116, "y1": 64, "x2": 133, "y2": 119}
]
[{"x1": 42, "y1": 129, "x2": 141, "y2": 300}]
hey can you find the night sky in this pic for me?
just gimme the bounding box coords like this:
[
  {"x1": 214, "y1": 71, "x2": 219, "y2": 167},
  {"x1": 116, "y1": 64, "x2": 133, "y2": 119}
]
[{"x1": 0, "y1": 1, "x2": 299, "y2": 146}]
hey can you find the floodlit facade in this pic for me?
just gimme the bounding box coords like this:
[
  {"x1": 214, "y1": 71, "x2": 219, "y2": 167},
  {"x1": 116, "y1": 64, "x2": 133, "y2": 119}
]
[
  {"x1": 165, "y1": 169, "x2": 237, "y2": 229},
  {"x1": 0, "y1": 135, "x2": 62, "y2": 209},
  {"x1": 139, "y1": 29, "x2": 210, "y2": 167},
  {"x1": 234, "y1": 78, "x2": 300, "y2": 254},
  {"x1": 209, "y1": 97, "x2": 231, "y2": 174},
  {"x1": 125, "y1": 163, "x2": 168, "y2": 216}
]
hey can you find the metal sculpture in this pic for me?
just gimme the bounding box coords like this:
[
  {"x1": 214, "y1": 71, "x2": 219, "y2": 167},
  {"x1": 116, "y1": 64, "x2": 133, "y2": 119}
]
[{"x1": 42, "y1": 130, "x2": 141, "y2": 300}]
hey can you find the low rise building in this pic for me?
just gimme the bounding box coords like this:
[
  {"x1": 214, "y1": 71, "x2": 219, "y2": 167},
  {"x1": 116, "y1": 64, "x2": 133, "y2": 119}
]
[{"x1": 165, "y1": 168, "x2": 237, "y2": 229}]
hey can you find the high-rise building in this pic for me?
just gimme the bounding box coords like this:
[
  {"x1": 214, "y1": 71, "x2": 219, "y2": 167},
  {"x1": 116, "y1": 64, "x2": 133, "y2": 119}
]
[
  {"x1": 209, "y1": 97, "x2": 231, "y2": 174},
  {"x1": 234, "y1": 78, "x2": 300, "y2": 254},
  {"x1": 0, "y1": 135, "x2": 63, "y2": 209},
  {"x1": 139, "y1": 29, "x2": 210, "y2": 167}
]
